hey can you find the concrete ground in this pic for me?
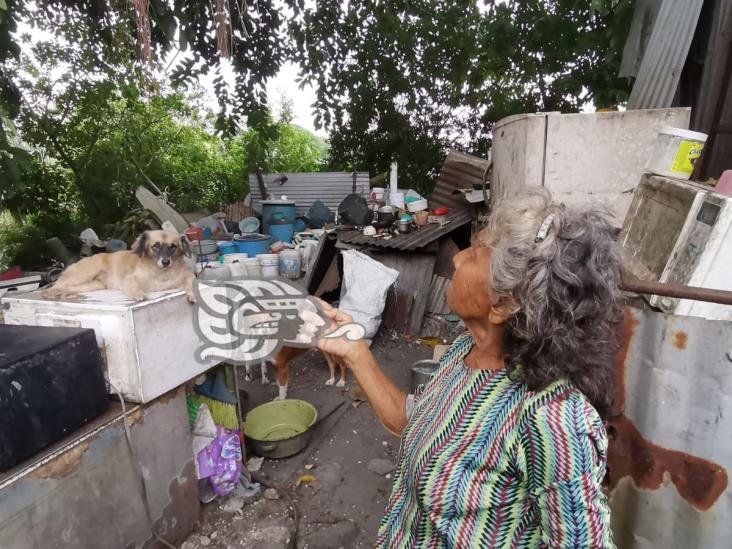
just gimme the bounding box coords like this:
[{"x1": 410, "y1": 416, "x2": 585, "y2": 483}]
[{"x1": 182, "y1": 332, "x2": 433, "y2": 549}]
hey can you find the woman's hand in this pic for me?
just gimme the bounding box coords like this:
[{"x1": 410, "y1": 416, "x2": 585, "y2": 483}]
[{"x1": 312, "y1": 298, "x2": 370, "y2": 365}]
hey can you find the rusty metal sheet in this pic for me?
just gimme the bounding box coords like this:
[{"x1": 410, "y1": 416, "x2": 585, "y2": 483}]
[
  {"x1": 429, "y1": 150, "x2": 491, "y2": 211},
  {"x1": 608, "y1": 306, "x2": 732, "y2": 548},
  {"x1": 337, "y1": 209, "x2": 472, "y2": 251}
]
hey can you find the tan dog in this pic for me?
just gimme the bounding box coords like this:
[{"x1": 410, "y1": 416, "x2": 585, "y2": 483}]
[
  {"x1": 43, "y1": 230, "x2": 196, "y2": 302},
  {"x1": 245, "y1": 346, "x2": 349, "y2": 400}
]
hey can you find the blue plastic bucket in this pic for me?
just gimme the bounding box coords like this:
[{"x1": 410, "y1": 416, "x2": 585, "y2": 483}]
[
  {"x1": 218, "y1": 241, "x2": 237, "y2": 255},
  {"x1": 262, "y1": 200, "x2": 296, "y2": 234},
  {"x1": 233, "y1": 234, "x2": 271, "y2": 256},
  {"x1": 268, "y1": 223, "x2": 294, "y2": 244}
]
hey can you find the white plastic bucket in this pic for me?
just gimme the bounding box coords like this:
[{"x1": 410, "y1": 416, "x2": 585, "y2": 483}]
[
  {"x1": 223, "y1": 253, "x2": 248, "y2": 264},
  {"x1": 390, "y1": 192, "x2": 405, "y2": 209},
  {"x1": 279, "y1": 249, "x2": 301, "y2": 279},
  {"x1": 241, "y1": 257, "x2": 261, "y2": 277},
  {"x1": 257, "y1": 254, "x2": 279, "y2": 278},
  {"x1": 646, "y1": 126, "x2": 707, "y2": 179}
]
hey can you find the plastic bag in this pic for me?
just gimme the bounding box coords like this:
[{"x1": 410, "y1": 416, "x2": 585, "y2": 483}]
[
  {"x1": 339, "y1": 250, "x2": 399, "y2": 339},
  {"x1": 196, "y1": 426, "x2": 243, "y2": 497}
]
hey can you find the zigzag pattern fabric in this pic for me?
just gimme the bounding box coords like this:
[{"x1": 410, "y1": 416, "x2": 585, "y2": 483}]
[{"x1": 376, "y1": 333, "x2": 614, "y2": 548}]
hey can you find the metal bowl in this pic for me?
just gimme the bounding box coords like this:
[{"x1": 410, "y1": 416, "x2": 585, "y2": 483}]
[
  {"x1": 410, "y1": 359, "x2": 440, "y2": 393},
  {"x1": 244, "y1": 399, "x2": 318, "y2": 459}
]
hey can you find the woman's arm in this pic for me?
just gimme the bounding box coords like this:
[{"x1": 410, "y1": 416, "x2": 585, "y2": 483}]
[
  {"x1": 343, "y1": 342, "x2": 408, "y2": 436},
  {"x1": 314, "y1": 301, "x2": 408, "y2": 436}
]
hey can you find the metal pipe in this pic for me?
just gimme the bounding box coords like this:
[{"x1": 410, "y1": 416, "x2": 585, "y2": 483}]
[{"x1": 620, "y1": 276, "x2": 732, "y2": 306}]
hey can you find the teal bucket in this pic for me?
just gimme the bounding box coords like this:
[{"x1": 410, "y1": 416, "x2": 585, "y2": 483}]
[
  {"x1": 262, "y1": 200, "x2": 296, "y2": 234},
  {"x1": 269, "y1": 223, "x2": 294, "y2": 244},
  {"x1": 233, "y1": 234, "x2": 271, "y2": 256}
]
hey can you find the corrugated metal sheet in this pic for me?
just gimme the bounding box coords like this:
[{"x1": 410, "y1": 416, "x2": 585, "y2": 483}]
[
  {"x1": 429, "y1": 150, "x2": 491, "y2": 211},
  {"x1": 619, "y1": 0, "x2": 664, "y2": 78},
  {"x1": 337, "y1": 209, "x2": 472, "y2": 251},
  {"x1": 249, "y1": 172, "x2": 369, "y2": 217},
  {"x1": 627, "y1": 0, "x2": 704, "y2": 109},
  {"x1": 609, "y1": 305, "x2": 732, "y2": 548}
]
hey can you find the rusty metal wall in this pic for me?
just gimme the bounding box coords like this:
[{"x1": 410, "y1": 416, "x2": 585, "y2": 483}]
[{"x1": 609, "y1": 306, "x2": 732, "y2": 548}]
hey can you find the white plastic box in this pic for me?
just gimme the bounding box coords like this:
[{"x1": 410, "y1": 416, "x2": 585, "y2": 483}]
[{"x1": 2, "y1": 289, "x2": 216, "y2": 402}]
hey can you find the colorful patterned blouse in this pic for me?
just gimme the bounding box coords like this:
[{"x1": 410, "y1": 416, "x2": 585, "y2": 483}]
[{"x1": 376, "y1": 333, "x2": 614, "y2": 548}]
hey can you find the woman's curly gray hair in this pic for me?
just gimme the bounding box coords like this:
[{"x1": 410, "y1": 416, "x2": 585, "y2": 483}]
[{"x1": 480, "y1": 187, "x2": 623, "y2": 417}]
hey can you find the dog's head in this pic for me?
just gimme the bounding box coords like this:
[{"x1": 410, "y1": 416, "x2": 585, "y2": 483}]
[{"x1": 132, "y1": 230, "x2": 191, "y2": 270}]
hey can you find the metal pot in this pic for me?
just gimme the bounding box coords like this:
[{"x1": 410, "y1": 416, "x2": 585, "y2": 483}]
[
  {"x1": 397, "y1": 219, "x2": 412, "y2": 234},
  {"x1": 410, "y1": 360, "x2": 440, "y2": 393},
  {"x1": 245, "y1": 399, "x2": 345, "y2": 459}
]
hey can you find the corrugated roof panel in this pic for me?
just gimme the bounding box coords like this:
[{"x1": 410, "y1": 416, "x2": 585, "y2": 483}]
[
  {"x1": 337, "y1": 209, "x2": 472, "y2": 251},
  {"x1": 429, "y1": 150, "x2": 491, "y2": 210},
  {"x1": 627, "y1": 0, "x2": 704, "y2": 109},
  {"x1": 250, "y1": 172, "x2": 369, "y2": 216}
]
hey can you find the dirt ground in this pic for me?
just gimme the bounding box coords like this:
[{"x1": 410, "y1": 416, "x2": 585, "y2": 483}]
[{"x1": 181, "y1": 332, "x2": 434, "y2": 549}]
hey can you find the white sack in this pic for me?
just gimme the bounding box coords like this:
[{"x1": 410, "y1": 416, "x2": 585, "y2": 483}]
[{"x1": 339, "y1": 250, "x2": 399, "y2": 339}]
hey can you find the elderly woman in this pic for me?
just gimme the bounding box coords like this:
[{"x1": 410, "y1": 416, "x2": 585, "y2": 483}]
[{"x1": 317, "y1": 188, "x2": 622, "y2": 548}]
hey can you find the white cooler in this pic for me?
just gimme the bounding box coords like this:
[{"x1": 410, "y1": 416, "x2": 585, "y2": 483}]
[{"x1": 2, "y1": 289, "x2": 217, "y2": 403}]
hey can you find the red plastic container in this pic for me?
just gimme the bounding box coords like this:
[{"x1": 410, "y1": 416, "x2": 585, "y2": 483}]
[{"x1": 185, "y1": 227, "x2": 203, "y2": 241}]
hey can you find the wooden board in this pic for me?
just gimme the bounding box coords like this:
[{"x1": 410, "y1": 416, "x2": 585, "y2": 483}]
[
  {"x1": 375, "y1": 252, "x2": 436, "y2": 336},
  {"x1": 433, "y1": 237, "x2": 459, "y2": 279}
]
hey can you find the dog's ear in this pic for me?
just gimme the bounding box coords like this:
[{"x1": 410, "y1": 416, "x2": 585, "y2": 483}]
[
  {"x1": 179, "y1": 235, "x2": 192, "y2": 258},
  {"x1": 132, "y1": 231, "x2": 149, "y2": 257}
]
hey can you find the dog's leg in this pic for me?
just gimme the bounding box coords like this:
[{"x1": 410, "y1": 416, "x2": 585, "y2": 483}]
[
  {"x1": 324, "y1": 352, "x2": 337, "y2": 386},
  {"x1": 260, "y1": 362, "x2": 270, "y2": 385},
  {"x1": 183, "y1": 272, "x2": 196, "y2": 303},
  {"x1": 336, "y1": 358, "x2": 347, "y2": 388},
  {"x1": 273, "y1": 360, "x2": 288, "y2": 401}
]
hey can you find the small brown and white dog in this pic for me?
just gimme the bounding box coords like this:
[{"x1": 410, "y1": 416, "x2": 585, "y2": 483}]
[
  {"x1": 43, "y1": 230, "x2": 196, "y2": 302},
  {"x1": 248, "y1": 345, "x2": 362, "y2": 400}
]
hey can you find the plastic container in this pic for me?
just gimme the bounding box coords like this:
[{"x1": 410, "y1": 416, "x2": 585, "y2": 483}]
[
  {"x1": 389, "y1": 192, "x2": 405, "y2": 209},
  {"x1": 234, "y1": 234, "x2": 271, "y2": 256},
  {"x1": 415, "y1": 210, "x2": 429, "y2": 226},
  {"x1": 262, "y1": 200, "x2": 296, "y2": 234},
  {"x1": 258, "y1": 254, "x2": 280, "y2": 279},
  {"x1": 646, "y1": 126, "x2": 707, "y2": 179},
  {"x1": 269, "y1": 222, "x2": 294, "y2": 244},
  {"x1": 223, "y1": 253, "x2": 248, "y2": 264},
  {"x1": 279, "y1": 249, "x2": 301, "y2": 279},
  {"x1": 407, "y1": 198, "x2": 428, "y2": 212},
  {"x1": 218, "y1": 241, "x2": 237, "y2": 255},
  {"x1": 239, "y1": 217, "x2": 261, "y2": 234},
  {"x1": 371, "y1": 187, "x2": 386, "y2": 203},
  {"x1": 185, "y1": 227, "x2": 203, "y2": 241},
  {"x1": 191, "y1": 239, "x2": 218, "y2": 255},
  {"x1": 241, "y1": 257, "x2": 262, "y2": 277}
]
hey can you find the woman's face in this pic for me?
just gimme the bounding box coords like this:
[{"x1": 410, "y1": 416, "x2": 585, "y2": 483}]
[{"x1": 447, "y1": 241, "x2": 496, "y2": 321}]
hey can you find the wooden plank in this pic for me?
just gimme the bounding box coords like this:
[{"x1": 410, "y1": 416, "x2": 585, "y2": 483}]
[
  {"x1": 426, "y1": 275, "x2": 451, "y2": 314},
  {"x1": 374, "y1": 252, "x2": 436, "y2": 336}
]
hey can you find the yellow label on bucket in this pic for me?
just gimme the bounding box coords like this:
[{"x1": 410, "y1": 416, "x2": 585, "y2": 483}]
[{"x1": 672, "y1": 140, "x2": 704, "y2": 174}]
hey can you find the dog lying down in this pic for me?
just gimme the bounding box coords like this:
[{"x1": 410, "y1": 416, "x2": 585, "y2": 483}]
[
  {"x1": 42, "y1": 230, "x2": 196, "y2": 303},
  {"x1": 246, "y1": 342, "x2": 371, "y2": 400}
]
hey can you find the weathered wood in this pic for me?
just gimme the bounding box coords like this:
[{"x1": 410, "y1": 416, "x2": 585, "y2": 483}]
[
  {"x1": 374, "y1": 252, "x2": 436, "y2": 336},
  {"x1": 433, "y1": 237, "x2": 459, "y2": 279}
]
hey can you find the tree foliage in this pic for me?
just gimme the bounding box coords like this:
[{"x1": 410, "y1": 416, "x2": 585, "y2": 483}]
[{"x1": 290, "y1": 0, "x2": 633, "y2": 193}]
